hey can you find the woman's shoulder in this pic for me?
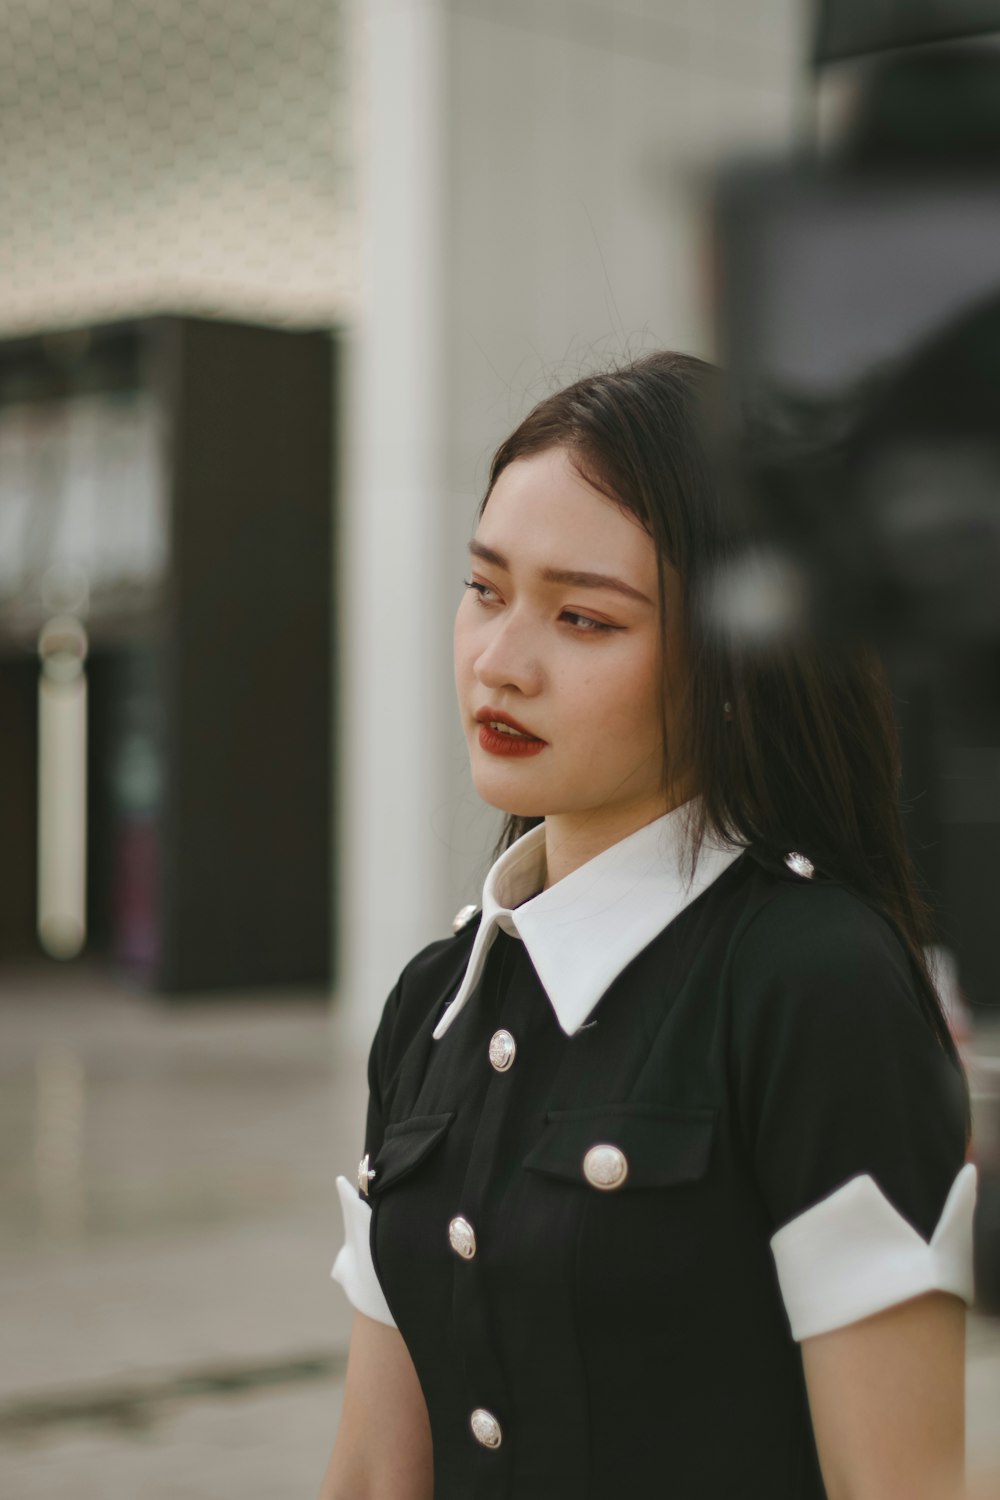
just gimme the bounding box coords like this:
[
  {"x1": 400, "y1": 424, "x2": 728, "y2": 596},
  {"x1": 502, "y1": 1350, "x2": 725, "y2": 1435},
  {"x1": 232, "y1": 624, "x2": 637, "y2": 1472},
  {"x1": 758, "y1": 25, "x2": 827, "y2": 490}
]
[
  {"x1": 733, "y1": 848, "x2": 913, "y2": 984},
  {"x1": 725, "y1": 850, "x2": 954, "y2": 1076},
  {"x1": 725, "y1": 853, "x2": 969, "y2": 1258}
]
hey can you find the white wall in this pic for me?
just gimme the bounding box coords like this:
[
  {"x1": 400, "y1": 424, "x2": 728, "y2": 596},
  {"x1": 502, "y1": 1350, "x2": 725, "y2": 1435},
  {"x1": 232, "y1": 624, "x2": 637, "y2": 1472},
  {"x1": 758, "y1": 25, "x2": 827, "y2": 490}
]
[{"x1": 338, "y1": 0, "x2": 804, "y2": 1046}]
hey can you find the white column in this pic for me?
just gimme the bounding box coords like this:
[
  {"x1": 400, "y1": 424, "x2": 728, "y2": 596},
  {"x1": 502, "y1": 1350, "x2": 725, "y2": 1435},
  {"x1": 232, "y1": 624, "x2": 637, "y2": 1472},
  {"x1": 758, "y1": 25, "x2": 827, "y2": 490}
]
[
  {"x1": 337, "y1": 0, "x2": 453, "y2": 1049},
  {"x1": 337, "y1": 0, "x2": 802, "y2": 1053}
]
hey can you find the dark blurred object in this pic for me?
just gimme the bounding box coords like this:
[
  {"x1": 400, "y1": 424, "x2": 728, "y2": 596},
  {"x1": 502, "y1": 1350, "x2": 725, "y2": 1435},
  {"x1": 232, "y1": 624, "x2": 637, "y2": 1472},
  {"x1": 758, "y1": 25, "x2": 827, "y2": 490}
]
[
  {"x1": 714, "y1": 32, "x2": 1000, "y2": 1025},
  {"x1": 815, "y1": 0, "x2": 1000, "y2": 65},
  {"x1": 716, "y1": 32, "x2": 1000, "y2": 645},
  {"x1": 0, "y1": 317, "x2": 334, "y2": 995},
  {"x1": 835, "y1": 45, "x2": 1000, "y2": 163},
  {"x1": 716, "y1": 163, "x2": 1000, "y2": 649},
  {"x1": 0, "y1": 654, "x2": 38, "y2": 955},
  {"x1": 976, "y1": 1159, "x2": 1000, "y2": 1314},
  {"x1": 713, "y1": 5, "x2": 1000, "y2": 1299}
]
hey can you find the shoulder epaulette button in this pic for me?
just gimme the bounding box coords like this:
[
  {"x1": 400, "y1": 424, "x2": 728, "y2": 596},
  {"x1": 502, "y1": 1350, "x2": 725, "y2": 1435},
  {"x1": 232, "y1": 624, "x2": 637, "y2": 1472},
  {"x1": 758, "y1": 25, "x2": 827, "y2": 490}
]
[
  {"x1": 452, "y1": 903, "x2": 479, "y2": 934},
  {"x1": 784, "y1": 851, "x2": 815, "y2": 880}
]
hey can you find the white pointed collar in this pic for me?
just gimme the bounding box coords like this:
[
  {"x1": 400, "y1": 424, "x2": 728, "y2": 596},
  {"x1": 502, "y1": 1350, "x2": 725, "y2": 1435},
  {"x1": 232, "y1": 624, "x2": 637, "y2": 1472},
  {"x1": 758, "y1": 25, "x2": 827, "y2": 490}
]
[{"x1": 433, "y1": 801, "x2": 744, "y2": 1040}]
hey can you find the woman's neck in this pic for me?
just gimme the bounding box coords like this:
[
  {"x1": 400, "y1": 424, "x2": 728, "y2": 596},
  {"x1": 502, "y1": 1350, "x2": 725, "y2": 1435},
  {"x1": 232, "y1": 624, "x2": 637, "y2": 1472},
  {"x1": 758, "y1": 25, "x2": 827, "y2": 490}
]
[{"x1": 542, "y1": 787, "x2": 694, "y2": 889}]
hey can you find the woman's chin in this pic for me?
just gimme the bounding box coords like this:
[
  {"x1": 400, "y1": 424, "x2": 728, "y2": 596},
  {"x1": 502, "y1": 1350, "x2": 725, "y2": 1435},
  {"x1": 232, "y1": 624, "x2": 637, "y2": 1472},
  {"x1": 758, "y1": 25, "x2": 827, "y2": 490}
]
[
  {"x1": 470, "y1": 770, "x2": 548, "y2": 819},
  {"x1": 480, "y1": 792, "x2": 547, "y2": 819}
]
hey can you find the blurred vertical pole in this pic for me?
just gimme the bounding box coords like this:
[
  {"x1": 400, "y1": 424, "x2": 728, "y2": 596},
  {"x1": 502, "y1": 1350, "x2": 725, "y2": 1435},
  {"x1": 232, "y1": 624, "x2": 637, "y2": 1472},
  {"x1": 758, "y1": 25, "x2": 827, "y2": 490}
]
[
  {"x1": 338, "y1": 0, "x2": 451, "y2": 1047},
  {"x1": 37, "y1": 615, "x2": 89, "y2": 960}
]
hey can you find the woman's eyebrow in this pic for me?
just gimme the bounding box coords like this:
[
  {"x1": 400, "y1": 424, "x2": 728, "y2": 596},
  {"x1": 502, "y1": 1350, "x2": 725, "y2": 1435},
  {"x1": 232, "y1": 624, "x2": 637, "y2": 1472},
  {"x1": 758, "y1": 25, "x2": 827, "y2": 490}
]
[{"x1": 468, "y1": 539, "x2": 653, "y2": 606}]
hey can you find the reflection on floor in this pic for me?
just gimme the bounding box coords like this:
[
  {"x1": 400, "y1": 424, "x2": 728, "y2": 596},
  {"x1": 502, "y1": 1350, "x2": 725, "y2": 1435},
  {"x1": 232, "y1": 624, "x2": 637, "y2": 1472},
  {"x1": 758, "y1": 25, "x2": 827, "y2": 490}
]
[
  {"x1": 0, "y1": 959, "x2": 363, "y2": 1498},
  {"x1": 0, "y1": 960, "x2": 998, "y2": 1498}
]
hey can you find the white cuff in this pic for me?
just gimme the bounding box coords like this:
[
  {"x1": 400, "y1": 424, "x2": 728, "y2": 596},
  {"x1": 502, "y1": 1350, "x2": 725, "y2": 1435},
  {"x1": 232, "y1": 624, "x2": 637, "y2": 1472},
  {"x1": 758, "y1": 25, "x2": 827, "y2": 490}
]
[
  {"x1": 771, "y1": 1162, "x2": 977, "y2": 1341},
  {"x1": 330, "y1": 1175, "x2": 397, "y2": 1327}
]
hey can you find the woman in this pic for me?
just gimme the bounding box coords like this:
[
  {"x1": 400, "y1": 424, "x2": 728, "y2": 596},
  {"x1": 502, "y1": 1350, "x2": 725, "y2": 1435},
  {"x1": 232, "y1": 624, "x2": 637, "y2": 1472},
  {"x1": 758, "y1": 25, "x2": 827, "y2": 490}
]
[{"x1": 318, "y1": 353, "x2": 975, "y2": 1500}]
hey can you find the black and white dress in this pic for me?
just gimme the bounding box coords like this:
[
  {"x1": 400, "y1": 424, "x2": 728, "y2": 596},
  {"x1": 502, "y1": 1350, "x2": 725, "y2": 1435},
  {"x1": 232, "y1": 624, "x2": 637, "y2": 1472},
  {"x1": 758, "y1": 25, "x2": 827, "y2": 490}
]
[{"x1": 331, "y1": 803, "x2": 975, "y2": 1499}]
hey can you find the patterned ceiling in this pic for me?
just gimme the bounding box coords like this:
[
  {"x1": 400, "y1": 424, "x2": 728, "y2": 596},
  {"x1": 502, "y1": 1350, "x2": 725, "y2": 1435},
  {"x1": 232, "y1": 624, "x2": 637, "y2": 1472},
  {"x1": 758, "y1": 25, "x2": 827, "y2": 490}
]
[{"x1": 0, "y1": 0, "x2": 355, "y2": 334}]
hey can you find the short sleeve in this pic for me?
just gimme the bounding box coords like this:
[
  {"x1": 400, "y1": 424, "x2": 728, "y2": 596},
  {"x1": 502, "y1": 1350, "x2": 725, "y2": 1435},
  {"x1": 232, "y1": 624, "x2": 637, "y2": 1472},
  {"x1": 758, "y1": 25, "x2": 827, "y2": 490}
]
[
  {"x1": 731, "y1": 885, "x2": 975, "y2": 1341},
  {"x1": 331, "y1": 1176, "x2": 395, "y2": 1325},
  {"x1": 330, "y1": 983, "x2": 401, "y2": 1329}
]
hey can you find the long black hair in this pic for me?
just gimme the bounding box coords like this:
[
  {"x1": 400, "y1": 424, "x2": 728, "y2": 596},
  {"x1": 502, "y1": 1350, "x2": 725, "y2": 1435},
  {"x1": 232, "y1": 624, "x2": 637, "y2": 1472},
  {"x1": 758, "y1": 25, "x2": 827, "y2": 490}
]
[{"x1": 480, "y1": 351, "x2": 961, "y2": 1067}]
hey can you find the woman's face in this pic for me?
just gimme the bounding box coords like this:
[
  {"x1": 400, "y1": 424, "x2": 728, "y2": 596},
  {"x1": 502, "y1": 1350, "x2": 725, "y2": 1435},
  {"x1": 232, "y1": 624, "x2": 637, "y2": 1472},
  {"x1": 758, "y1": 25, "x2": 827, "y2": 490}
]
[{"x1": 454, "y1": 446, "x2": 686, "y2": 846}]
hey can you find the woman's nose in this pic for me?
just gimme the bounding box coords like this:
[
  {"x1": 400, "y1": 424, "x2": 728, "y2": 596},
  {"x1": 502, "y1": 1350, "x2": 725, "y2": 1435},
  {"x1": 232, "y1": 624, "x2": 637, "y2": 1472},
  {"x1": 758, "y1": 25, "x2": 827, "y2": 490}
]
[{"x1": 474, "y1": 612, "x2": 543, "y2": 695}]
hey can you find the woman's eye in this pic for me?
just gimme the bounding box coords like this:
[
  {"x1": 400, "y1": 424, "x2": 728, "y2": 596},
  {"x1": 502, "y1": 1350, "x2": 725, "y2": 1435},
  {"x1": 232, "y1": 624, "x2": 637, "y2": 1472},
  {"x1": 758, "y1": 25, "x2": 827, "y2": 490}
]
[
  {"x1": 561, "y1": 611, "x2": 620, "y2": 634},
  {"x1": 464, "y1": 578, "x2": 499, "y2": 604},
  {"x1": 463, "y1": 581, "x2": 618, "y2": 633}
]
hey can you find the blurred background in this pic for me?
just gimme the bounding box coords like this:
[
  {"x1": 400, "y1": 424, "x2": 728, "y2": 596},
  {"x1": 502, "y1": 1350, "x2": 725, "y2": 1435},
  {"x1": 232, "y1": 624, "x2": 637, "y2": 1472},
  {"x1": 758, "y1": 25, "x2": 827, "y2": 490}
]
[{"x1": 0, "y1": 1, "x2": 998, "y2": 1495}]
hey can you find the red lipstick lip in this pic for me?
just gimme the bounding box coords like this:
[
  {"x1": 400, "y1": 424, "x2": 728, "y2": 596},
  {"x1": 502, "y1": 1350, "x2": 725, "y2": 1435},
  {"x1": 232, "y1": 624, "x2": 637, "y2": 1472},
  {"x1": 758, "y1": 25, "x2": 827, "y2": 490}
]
[{"x1": 475, "y1": 707, "x2": 544, "y2": 741}]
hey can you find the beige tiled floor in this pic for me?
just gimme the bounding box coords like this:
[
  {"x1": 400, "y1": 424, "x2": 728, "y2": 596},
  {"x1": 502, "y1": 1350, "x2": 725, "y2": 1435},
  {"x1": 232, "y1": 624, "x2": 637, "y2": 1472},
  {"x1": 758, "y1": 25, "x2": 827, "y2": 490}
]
[
  {"x1": 1, "y1": 962, "x2": 998, "y2": 1497},
  {"x1": 0, "y1": 963, "x2": 361, "y2": 1496}
]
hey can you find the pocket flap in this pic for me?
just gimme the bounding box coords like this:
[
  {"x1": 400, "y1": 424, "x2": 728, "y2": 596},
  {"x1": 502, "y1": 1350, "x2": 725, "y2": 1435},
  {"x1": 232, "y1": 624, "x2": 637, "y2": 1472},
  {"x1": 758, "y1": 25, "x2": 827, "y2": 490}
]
[
  {"x1": 373, "y1": 1112, "x2": 455, "y2": 1193},
  {"x1": 524, "y1": 1105, "x2": 715, "y2": 1190}
]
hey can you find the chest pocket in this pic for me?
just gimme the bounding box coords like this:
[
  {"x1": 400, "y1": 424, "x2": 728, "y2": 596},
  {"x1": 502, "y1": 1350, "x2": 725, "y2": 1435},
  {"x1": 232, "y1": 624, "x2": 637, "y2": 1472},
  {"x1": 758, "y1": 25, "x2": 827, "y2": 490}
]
[
  {"x1": 372, "y1": 1112, "x2": 455, "y2": 1194},
  {"x1": 523, "y1": 1104, "x2": 715, "y2": 1192}
]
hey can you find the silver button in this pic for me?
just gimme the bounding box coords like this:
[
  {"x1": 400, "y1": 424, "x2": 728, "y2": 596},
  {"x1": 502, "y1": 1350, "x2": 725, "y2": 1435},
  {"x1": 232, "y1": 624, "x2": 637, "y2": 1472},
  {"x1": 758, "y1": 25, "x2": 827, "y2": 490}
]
[
  {"x1": 452, "y1": 903, "x2": 478, "y2": 934},
  {"x1": 583, "y1": 1143, "x2": 629, "y2": 1191},
  {"x1": 448, "y1": 1215, "x2": 477, "y2": 1260},
  {"x1": 784, "y1": 851, "x2": 815, "y2": 879},
  {"x1": 357, "y1": 1152, "x2": 376, "y2": 1197},
  {"x1": 470, "y1": 1407, "x2": 502, "y2": 1449},
  {"x1": 488, "y1": 1029, "x2": 517, "y2": 1072}
]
